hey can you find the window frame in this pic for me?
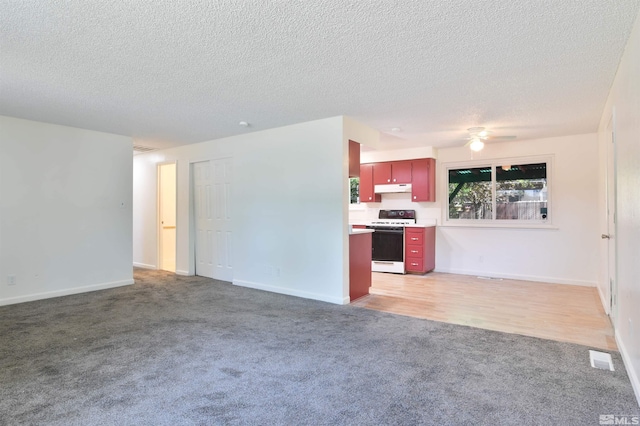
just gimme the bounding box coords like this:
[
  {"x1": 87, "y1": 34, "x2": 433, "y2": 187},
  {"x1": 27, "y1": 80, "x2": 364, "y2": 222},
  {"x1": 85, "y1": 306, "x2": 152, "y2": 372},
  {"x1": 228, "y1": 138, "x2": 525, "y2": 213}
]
[{"x1": 442, "y1": 155, "x2": 554, "y2": 229}]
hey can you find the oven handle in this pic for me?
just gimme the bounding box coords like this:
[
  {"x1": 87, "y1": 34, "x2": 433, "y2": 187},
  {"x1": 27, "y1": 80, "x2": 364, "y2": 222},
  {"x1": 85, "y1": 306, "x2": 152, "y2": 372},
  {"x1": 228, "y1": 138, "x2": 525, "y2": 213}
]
[{"x1": 367, "y1": 227, "x2": 404, "y2": 234}]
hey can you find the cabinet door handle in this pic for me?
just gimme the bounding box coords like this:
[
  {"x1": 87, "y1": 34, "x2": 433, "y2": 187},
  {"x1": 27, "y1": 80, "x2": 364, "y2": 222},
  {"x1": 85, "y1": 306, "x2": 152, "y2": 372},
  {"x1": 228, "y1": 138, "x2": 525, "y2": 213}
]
[
  {"x1": 413, "y1": 196, "x2": 417, "y2": 199},
  {"x1": 369, "y1": 197, "x2": 372, "y2": 200},
  {"x1": 411, "y1": 250, "x2": 418, "y2": 254},
  {"x1": 411, "y1": 237, "x2": 418, "y2": 241},
  {"x1": 387, "y1": 179, "x2": 390, "y2": 182},
  {"x1": 393, "y1": 179, "x2": 396, "y2": 182},
  {"x1": 411, "y1": 263, "x2": 418, "y2": 266}
]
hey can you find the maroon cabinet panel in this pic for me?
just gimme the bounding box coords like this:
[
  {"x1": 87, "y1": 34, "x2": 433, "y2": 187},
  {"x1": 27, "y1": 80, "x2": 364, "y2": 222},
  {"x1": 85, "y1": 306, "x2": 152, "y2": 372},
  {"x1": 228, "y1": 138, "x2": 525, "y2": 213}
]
[
  {"x1": 349, "y1": 140, "x2": 360, "y2": 178},
  {"x1": 373, "y1": 161, "x2": 412, "y2": 185},
  {"x1": 411, "y1": 158, "x2": 436, "y2": 202},
  {"x1": 391, "y1": 161, "x2": 412, "y2": 184},
  {"x1": 359, "y1": 163, "x2": 381, "y2": 203},
  {"x1": 406, "y1": 245, "x2": 423, "y2": 258},
  {"x1": 362, "y1": 157, "x2": 435, "y2": 203},
  {"x1": 350, "y1": 232, "x2": 372, "y2": 301},
  {"x1": 406, "y1": 258, "x2": 424, "y2": 272},
  {"x1": 405, "y1": 226, "x2": 435, "y2": 274},
  {"x1": 373, "y1": 162, "x2": 392, "y2": 185}
]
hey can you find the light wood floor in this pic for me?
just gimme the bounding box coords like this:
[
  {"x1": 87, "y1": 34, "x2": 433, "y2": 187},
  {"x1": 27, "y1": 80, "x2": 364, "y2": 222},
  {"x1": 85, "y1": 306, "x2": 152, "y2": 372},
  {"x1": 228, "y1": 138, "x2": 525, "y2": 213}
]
[{"x1": 351, "y1": 272, "x2": 617, "y2": 351}]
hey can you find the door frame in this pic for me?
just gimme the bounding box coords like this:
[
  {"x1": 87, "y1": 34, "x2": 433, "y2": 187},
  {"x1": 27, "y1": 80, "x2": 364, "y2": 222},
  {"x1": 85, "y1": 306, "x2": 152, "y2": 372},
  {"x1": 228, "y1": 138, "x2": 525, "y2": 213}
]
[
  {"x1": 157, "y1": 161, "x2": 178, "y2": 272},
  {"x1": 605, "y1": 113, "x2": 618, "y2": 324}
]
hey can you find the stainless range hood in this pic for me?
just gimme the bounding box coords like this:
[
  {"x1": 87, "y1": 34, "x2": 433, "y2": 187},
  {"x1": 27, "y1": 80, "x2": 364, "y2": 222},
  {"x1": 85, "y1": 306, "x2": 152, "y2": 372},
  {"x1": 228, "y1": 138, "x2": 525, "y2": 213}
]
[{"x1": 374, "y1": 183, "x2": 412, "y2": 194}]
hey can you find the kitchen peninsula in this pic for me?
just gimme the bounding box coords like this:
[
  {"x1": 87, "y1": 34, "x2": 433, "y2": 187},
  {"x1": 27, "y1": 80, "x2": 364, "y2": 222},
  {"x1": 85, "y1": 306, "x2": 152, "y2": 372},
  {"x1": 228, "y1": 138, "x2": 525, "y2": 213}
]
[{"x1": 349, "y1": 227, "x2": 374, "y2": 301}]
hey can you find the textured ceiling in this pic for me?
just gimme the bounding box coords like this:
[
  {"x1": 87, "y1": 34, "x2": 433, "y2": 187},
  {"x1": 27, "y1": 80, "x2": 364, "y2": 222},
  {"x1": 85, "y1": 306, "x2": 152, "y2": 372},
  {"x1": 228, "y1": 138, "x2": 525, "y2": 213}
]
[{"x1": 1, "y1": 1, "x2": 639, "y2": 150}]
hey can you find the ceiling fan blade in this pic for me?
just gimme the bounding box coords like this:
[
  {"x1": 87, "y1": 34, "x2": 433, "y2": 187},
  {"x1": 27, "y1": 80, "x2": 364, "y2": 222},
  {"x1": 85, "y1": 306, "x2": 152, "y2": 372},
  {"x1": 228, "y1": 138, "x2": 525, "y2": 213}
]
[{"x1": 488, "y1": 135, "x2": 517, "y2": 140}]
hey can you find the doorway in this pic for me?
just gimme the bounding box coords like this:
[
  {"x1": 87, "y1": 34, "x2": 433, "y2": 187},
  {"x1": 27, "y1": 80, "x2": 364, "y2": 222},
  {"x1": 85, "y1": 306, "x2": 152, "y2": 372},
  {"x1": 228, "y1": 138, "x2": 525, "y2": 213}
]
[
  {"x1": 605, "y1": 116, "x2": 618, "y2": 324},
  {"x1": 192, "y1": 158, "x2": 233, "y2": 282},
  {"x1": 158, "y1": 162, "x2": 177, "y2": 273}
]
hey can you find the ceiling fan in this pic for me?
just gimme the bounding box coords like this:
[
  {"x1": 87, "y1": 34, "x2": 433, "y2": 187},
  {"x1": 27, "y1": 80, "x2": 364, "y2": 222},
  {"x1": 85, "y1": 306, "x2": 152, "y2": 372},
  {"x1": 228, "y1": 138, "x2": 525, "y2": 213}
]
[{"x1": 464, "y1": 127, "x2": 516, "y2": 151}]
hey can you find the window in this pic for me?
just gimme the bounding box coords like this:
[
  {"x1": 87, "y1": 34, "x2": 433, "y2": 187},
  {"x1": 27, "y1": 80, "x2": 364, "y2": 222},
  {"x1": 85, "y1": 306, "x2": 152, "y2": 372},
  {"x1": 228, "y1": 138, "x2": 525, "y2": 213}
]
[
  {"x1": 350, "y1": 177, "x2": 359, "y2": 204},
  {"x1": 447, "y1": 159, "x2": 549, "y2": 223},
  {"x1": 448, "y1": 166, "x2": 493, "y2": 219}
]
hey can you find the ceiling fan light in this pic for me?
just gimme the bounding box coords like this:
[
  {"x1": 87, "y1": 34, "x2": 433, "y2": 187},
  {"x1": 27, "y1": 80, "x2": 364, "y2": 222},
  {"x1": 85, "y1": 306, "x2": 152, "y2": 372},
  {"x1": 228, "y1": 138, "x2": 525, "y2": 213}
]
[{"x1": 469, "y1": 139, "x2": 484, "y2": 152}]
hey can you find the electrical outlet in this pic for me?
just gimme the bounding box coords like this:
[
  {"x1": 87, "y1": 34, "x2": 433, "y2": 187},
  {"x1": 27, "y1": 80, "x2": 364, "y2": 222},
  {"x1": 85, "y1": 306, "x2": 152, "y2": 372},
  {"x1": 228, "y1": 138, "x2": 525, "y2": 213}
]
[{"x1": 7, "y1": 275, "x2": 16, "y2": 286}]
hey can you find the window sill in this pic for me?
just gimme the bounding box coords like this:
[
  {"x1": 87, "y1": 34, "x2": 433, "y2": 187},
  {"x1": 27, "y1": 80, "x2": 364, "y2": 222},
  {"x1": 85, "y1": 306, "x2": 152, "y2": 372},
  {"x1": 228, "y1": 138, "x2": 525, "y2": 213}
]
[{"x1": 440, "y1": 221, "x2": 558, "y2": 230}]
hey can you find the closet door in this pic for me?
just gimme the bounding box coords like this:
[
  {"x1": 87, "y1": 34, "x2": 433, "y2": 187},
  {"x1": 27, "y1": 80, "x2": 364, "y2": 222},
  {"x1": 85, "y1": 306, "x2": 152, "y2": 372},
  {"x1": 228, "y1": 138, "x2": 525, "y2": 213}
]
[{"x1": 193, "y1": 159, "x2": 233, "y2": 281}]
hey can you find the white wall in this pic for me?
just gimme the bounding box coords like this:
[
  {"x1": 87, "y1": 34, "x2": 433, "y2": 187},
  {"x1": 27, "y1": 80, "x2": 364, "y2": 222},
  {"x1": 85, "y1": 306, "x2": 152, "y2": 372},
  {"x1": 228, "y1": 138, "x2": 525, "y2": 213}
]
[
  {"x1": 360, "y1": 146, "x2": 437, "y2": 164},
  {"x1": 598, "y1": 9, "x2": 640, "y2": 405},
  {"x1": 133, "y1": 117, "x2": 350, "y2": 304},
  {"x1": 434, "y1": 134, "x2": 599, "y2": 286},
  {"x1": 351, "y1": 134, "x2": 600, "y2": 286},
  {"x1": 0, "y1": 116, "x2": 133, "y2": 305}
]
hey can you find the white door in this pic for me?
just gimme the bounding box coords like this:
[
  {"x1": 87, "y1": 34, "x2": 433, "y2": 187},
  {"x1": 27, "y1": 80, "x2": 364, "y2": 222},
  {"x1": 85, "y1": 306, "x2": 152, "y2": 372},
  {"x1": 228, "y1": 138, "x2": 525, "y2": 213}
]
[
  {"x1": 159, "y1": 163, "x2": 176, "y2": 272},
  {"x1": 193, "y1": 159, "x2": 233, "y2": 281},
  {"x1": 605, "y1": 117, "x2": 618, "y2": 323}
]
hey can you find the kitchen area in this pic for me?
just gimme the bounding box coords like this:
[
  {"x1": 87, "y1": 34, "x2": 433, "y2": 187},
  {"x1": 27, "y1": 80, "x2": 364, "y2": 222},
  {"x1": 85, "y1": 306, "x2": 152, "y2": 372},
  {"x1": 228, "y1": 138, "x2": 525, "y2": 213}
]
[{"x1": 348, "y1": 140, "x2": 438, "y2": 301}]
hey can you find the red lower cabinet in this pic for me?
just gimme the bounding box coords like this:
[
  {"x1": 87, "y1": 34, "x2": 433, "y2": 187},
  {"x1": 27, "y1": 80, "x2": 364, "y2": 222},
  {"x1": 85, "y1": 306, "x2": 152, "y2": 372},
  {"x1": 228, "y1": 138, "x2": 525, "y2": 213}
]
[
  {"x1": 350, "y1": 232, "x2": 372, "y2": 301},
  {"x1": 405, "y1": 227, "x2": 435, "y2": 274}
]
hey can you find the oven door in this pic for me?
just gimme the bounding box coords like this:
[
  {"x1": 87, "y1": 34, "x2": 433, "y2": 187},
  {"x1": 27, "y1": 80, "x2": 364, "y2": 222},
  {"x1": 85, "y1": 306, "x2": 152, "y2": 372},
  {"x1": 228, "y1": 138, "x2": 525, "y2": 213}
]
[{"x1": 367, "y1": 226, "x2": 404, "y2": 262}]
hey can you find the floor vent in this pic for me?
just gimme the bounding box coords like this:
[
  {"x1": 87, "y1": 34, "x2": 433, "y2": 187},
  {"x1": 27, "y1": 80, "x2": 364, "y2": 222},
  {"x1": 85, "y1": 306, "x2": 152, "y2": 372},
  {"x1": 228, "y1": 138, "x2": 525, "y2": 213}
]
[{"x1": 589, "y1": 350, "x2": 615, "y2": 371}]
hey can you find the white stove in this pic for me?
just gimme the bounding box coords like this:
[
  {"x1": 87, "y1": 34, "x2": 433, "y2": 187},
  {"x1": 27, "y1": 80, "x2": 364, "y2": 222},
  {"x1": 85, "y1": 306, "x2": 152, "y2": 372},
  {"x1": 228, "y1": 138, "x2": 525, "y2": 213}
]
[
  {"x1": 368, "y1": 210, "x2": 416, "y2": 274},
  {"x1": 369, "y1": 219, "x2": 416, "y2": 226}
]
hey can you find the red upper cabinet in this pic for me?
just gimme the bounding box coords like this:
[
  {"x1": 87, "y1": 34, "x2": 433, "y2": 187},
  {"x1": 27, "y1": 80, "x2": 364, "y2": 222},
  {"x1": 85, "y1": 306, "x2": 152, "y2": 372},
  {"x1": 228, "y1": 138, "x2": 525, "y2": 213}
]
[
  {"x1": 373, "y1": 162, "x2": 392, "y2": 185},
  {"x1": 359, "y1": 163, "x2": 380, "y2": 203},
  {"x1": 373, "y1": 161, "x2": 412, "y2": 185},
  {"x1": 349, "y1": 140, "x2": 360, "y2": 178},
  {"x1": 392, "y1": 161, "x2": 412, "y2": 184},
  {"x1": 411, "y1": 158, "x2": 436, "y2": 202}
]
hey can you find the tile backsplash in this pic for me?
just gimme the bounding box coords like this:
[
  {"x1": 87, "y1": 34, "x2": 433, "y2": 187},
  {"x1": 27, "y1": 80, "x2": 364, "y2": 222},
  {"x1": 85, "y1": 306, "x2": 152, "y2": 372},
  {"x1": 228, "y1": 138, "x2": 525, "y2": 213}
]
[{"x1": 349, "y1": 193, "x2": 441, "y2": 225}]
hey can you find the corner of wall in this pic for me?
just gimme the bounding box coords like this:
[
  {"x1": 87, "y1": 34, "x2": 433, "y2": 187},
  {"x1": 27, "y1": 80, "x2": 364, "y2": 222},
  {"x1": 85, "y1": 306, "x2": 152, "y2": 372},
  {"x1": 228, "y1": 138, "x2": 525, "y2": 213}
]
[{"x1": 616, "y1": 331, "x2": 640, "y2": 407}]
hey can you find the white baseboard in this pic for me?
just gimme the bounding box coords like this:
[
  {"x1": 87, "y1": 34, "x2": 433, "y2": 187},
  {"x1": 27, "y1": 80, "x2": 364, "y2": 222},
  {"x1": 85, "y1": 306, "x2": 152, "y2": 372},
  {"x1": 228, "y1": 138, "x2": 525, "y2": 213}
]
[
  {"x1": 175, "y1": 270, "x2": 191, "y2": 276},
  {"x1": 0, "y1": 279, "x2": 135, "y2": 306},
  {"x1": 133, "y1": 262, "x2": 156, "y2": 270},
  {"x1": 615, "y1": 330, "x2": 640, "y2": 407},
  {"x1": 233, "y1": 279, "x2": 347, "y2": 305},
  {"x1": 433, "y1": 267, "x2": 596, "y2": 287}
]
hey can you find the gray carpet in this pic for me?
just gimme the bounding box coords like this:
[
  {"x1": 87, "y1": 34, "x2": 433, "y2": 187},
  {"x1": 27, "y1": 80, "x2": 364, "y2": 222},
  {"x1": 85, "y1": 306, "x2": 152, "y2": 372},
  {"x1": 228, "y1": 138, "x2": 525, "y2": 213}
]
[{"x1": 1, "y1": 269, "x2": 638, "y2": 425}]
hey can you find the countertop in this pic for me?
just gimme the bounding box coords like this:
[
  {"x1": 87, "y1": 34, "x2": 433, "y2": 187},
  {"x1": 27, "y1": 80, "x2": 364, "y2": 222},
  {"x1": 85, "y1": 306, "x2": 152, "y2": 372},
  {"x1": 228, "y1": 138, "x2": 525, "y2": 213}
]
[
  {"x1": 349, "y1": 227, "x2": 375, "y2": 235},
  {"x1": 349, "y1": 221, "x2": 437, "y2": 228}
]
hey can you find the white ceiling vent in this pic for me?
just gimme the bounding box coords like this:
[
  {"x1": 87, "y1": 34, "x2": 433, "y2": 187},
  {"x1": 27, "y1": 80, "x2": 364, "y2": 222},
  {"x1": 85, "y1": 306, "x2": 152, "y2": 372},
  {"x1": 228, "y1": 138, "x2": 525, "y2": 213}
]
[
  {"x1": 589, "y1": 350, "x2": 614, "y2": 371},
  {"x1": 133, "y1": 145, "x2": 156, "y2": 155}
]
